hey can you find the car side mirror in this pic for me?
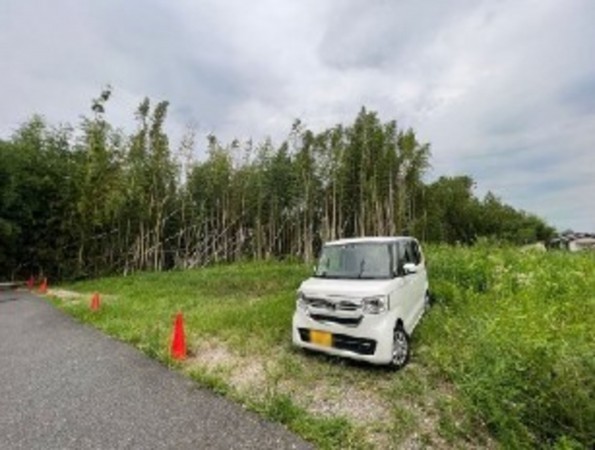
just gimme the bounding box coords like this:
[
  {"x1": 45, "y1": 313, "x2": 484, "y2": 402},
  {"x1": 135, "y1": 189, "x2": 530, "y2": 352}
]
[{"x1": 403, "y1": 262, "x2": 417, "y2": 274}]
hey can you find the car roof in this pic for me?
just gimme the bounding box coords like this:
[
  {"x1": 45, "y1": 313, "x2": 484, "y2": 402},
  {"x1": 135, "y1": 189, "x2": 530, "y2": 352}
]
[{"x1": 323, "y1": 236, "x2": 415, "y2": 246}]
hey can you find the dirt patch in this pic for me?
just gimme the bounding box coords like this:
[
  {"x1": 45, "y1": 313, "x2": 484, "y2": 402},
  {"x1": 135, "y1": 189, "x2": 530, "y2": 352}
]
[
  {"x1": 190, "y1": 340, "x2": 236, "y2": 369},
  {"x1": 188, "y1": 339, "x2": 390, "y2": 425},
  {"x1": 299, "y1": 382, "x2": 391, "y2": 423},
  {"x1": 49, "y1": 289, "x2": 84, "y2": 301},
  {"x1": 185, "y1": 339, "x2": 494, "y2": 449},
  {"x1": 187, "y1": 340, "x2": 269, "y2": 393},
  {"x1": 229, "y1": 359, "x2": 269, "y2": 392},
  {"x1": 188, "y1": 340, "x2": 389, "y2": 423},
  {"x1": 49, "y1": 289, "x2": 118, "y2": 304}
]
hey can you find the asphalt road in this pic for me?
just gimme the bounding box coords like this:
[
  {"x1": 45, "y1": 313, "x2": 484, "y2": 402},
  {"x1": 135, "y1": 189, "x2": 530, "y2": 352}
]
[{"x1": 0, "y1": 289, "x2": 311, "y2": 450}]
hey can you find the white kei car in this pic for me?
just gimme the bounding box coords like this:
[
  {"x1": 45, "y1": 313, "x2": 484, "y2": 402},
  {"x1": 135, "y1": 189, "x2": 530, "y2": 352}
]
[{"x1": 292, "y1": 237, "x2": 430, "y2": 369}]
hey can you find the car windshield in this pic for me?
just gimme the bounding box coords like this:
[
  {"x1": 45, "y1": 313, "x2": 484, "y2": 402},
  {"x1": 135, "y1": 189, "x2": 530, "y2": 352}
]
[{"x1": 314, "y1": 243, "x2": 392, "y2": 279}]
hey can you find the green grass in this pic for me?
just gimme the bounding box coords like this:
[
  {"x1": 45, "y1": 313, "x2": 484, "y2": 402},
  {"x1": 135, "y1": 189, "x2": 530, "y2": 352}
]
[
  {"x1": 50, "y1": 247, "x2": 595, "y2": 449},
  {"x1": 422, "y1": 244, "x2": 595, "y2": 449},
  {"x1": 59, "y1": 261, "x2": 309, "y2": 355}
]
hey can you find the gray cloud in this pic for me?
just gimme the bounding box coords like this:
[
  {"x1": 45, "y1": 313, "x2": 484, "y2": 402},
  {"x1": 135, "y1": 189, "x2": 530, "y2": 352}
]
[
  {"x1": 559, "y1": 74, "x2": 595, "y2": 115},
  {"x1": 0, "y1": 0, "x2": 594, "y2": 230},
  {"x1": 318, "y1": 0, "x2": 479, "y2": 70}
]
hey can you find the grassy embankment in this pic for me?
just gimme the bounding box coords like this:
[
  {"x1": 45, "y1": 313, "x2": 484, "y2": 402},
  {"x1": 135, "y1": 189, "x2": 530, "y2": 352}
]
[{"x1": 50, "y1": 245, "x2": 594, "y2": 449}]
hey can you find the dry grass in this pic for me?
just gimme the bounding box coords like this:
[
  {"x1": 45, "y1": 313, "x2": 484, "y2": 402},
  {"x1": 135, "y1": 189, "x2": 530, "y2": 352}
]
[
  {"x1": 48, "y1": 288, "x2": 84, "y2": 301},
  {"x1": 182, "y1": 338, "x2": 492, "y2": 449}
]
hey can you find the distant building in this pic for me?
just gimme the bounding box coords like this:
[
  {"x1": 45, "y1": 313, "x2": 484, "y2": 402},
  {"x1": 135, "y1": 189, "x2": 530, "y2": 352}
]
[{"x1": 549, "y1": 231, "x2": 595, "y2": 252}]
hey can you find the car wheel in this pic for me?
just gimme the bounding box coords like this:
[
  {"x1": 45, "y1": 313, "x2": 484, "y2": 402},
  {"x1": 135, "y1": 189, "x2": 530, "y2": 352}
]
[{"x1": 390, "y1": 324, "x2": 410, "y2": 370}]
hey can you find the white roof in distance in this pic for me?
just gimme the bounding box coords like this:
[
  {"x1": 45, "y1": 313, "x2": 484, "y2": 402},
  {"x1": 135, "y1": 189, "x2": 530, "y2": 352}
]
[{"x1": 324, "y1": 236, "x2": 413, "y2": 246}]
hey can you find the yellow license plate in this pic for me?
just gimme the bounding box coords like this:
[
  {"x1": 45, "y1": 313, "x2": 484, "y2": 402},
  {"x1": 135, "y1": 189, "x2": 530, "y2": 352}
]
[{"x1": 310, "y1": 330, "x2": 332, "y2": 347}]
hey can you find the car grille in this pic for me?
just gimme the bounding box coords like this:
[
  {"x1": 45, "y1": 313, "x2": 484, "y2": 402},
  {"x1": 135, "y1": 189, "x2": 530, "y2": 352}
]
[
  {"x1": 298, "y1": 328, "x2": 377, "y2": 356},
  {"x1": 305, "y1": 297, "x2": 360, "y2": 311},
  {"x1": 309, "y1": 314, "x2": 362, "y2": 326}
]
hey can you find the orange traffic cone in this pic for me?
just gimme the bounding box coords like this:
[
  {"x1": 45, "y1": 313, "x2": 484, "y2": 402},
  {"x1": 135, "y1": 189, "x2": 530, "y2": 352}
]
[
  {"x1": 38, "y1": 278, "x2": 48, "y2": 294},
  {"x1": 90, "y1": 292, "x2": 101, "y2": 311},
  {"x1": 170, "y1": 312, "x2": 187, "y2": 360}
]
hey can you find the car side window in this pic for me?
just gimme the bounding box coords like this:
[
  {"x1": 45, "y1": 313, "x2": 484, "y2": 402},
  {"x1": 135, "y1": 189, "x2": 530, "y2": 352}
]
[
  {"x1": 399, "y1": 242, "x2": 412, "y2": 263},
  {"x1": 411, "y1": 241, "x2": 422, "y2": 265},
  {"x1": 396, "y1": 241, "x2": 423, "y2": 275}
]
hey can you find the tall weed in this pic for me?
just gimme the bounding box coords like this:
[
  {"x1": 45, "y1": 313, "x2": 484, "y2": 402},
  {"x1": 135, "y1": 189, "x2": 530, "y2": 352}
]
[{"x1": 423, "y1": 245, "x2": 595, "y2": 448}]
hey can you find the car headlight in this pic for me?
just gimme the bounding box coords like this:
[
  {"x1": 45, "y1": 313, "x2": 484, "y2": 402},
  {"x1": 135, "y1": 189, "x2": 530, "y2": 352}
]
[
  {"x1": 362, "y1": 295, "x2": 388, "y2": 314},
  {"x1": 296, "y1": 291, "x2": 307, "y2": 310}
]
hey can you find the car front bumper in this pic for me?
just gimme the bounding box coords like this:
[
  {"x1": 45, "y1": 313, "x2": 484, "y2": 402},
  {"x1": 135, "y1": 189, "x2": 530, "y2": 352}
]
[{"x1": 292, "y1": 310, "x2": 395, "y2": 365}]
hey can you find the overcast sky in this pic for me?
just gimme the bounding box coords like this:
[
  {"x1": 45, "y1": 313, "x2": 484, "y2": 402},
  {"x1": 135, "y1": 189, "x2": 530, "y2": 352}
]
[{"x1": 1, "y1": 0, "x2": 594, "y2": 231}]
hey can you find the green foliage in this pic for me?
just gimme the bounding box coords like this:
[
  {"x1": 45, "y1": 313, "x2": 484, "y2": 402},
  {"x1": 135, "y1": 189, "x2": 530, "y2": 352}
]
[
  {"x1": 0, "y1": 91, "x2": 553, "y2": 281},
  {"x1": 0, "y1": 118, "x2": 80, "y2": 278},
  {"x1": 422, "y1": 245, "x2": 595, "y2": 448},
  {"x1": 420, "y1": 177, "x2": 556, "y2": 244}
]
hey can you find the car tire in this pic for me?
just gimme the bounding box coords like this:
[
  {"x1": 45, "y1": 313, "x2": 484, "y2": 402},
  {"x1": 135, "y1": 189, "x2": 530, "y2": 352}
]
[{"x1": 390, "y1": 323, "x2": 410, "y2": 370}]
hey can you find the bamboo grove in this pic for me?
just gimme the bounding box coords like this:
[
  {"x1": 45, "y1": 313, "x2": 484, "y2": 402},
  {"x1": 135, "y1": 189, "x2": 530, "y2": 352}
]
[{"x1": 0, "y1": 89, "x2": 553, "y2": 280}]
